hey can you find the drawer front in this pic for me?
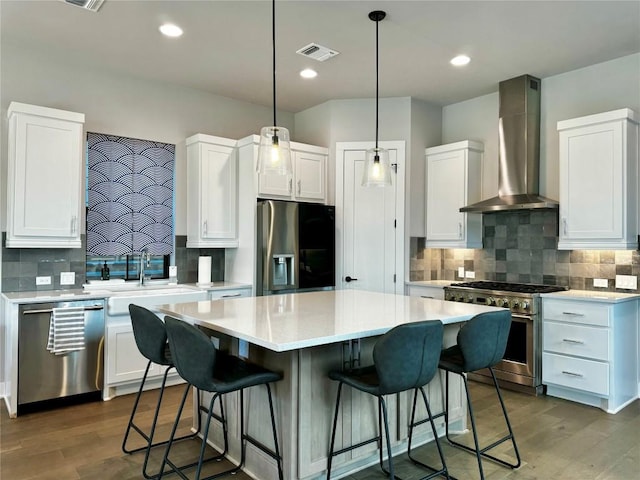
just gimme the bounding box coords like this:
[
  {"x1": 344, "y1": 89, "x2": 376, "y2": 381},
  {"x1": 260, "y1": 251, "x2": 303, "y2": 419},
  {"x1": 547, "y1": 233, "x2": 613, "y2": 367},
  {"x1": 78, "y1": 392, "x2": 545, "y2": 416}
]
[
  {"x1": 407, "y1": 285, "x2": 445, "y2": 300},
  {"x1": 542, "y1": 352, "x2": 609, "y2": 395},
  {"x1": 209, "y1": 288, "x2": 252, "y2": 300},
  {"x1": 542, "y1": 299, "x2": 611, "y2": 327},
  {"x1": 543, "y1": 322, "x2": 609, "y2": 361}
]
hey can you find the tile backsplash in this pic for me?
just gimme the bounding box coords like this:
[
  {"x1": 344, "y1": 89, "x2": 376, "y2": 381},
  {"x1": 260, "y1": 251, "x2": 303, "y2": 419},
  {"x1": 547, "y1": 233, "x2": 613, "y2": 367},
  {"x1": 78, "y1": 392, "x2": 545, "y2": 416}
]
[
  {"x1": 410, "y1": 210, "x2": 640, "y2": 293},
  {"x1": 1, "y1": 233, "x2": 225, "y2": 292}
]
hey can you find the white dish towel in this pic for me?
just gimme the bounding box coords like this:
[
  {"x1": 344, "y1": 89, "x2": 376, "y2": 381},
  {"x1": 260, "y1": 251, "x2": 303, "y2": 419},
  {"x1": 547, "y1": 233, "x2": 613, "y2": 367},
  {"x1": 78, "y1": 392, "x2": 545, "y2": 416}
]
[{"x1": 47, "y1": 306, "x2": 86, "y2": 355}]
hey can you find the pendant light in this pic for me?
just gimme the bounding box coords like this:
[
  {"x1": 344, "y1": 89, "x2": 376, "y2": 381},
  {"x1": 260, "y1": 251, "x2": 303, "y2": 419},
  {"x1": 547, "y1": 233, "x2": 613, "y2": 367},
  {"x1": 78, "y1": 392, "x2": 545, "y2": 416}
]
[
  {"x1": 257, "y1": 0, "x2": 292, "y2": 176},
  {"x1": 362, "y1": 10, "x2": 392, "y2": 187}
]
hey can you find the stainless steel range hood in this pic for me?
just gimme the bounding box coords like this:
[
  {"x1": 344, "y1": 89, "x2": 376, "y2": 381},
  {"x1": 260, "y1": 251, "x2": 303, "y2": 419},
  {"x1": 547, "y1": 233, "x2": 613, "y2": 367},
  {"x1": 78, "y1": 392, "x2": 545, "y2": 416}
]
[{"x1": 460, "y1": 75, "x2": 558, "y2": 213}]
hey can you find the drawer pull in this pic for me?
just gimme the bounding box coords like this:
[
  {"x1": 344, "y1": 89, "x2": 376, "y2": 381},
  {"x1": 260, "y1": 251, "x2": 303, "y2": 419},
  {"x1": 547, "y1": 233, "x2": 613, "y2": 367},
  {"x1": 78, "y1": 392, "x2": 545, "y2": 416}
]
[
  {"x1": 420, "y1": 295, "x2": 434, "y2": 299},
  {"x1": 561, "y1": 311, "x2": 585, "y2": 317},
  {"x1": 562, "y1": 338, "x2": 585, "y2": 345},
  {"x1": 561, "y1": 370, "x2": 584, "y2": 378},
  {"x1": 221, "y1": 293, "x2": 242, "y2": 298}
]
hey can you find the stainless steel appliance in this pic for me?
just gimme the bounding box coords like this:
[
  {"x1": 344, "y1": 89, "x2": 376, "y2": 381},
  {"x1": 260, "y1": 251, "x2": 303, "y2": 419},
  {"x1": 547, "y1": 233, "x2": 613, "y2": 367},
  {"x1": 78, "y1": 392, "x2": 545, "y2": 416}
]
[
  {"x1": 257, "y1": 200, "x2": 335, "y2": 295},
  {"x1": 18, "y1": 299, "x2": 105, "y2": 413},
  {"x1": 460, "y1": 75, "x2": 558, "y2": 212},
  {"x1": 444, "y1": 281, "x2": 566, "y2": 395}
]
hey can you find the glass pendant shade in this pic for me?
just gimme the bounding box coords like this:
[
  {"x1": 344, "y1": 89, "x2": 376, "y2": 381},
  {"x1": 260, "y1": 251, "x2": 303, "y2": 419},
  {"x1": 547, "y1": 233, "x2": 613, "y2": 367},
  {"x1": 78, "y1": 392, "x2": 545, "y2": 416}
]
[
  {"x1": 257, "y1": 126, "x2": 292, "y2": 175},
  {"x1": 362, "y1": 146, "x2": 392, "y2": 187}
]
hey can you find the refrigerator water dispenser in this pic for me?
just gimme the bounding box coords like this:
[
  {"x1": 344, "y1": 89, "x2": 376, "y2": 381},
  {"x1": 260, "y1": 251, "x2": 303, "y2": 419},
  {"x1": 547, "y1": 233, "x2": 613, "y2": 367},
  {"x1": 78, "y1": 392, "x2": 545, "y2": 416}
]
[{"x1": 272, "y1": 254, "x2": 294, "y2": 286}]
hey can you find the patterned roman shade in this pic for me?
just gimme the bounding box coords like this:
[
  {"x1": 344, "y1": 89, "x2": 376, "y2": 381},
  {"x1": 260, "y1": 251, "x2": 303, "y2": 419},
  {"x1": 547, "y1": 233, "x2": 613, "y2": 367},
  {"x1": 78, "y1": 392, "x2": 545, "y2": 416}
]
[{"x1": 87, "y1": 133, "x2": 174, "y2": 255}]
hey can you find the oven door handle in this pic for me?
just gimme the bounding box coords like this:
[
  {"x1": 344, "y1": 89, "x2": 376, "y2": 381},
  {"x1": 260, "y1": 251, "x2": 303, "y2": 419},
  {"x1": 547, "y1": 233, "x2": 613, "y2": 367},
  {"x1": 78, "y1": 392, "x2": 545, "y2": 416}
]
[{"x1": 510, "y1": 313, "x2": 532, "y2": 321}]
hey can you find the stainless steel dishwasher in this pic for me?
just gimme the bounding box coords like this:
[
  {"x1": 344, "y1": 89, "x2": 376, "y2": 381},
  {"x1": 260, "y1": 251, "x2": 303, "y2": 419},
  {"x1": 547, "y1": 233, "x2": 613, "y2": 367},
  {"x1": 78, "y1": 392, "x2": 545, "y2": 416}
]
[{"x1": 18, "y1": 299, "x2": 105, "y2": 413}]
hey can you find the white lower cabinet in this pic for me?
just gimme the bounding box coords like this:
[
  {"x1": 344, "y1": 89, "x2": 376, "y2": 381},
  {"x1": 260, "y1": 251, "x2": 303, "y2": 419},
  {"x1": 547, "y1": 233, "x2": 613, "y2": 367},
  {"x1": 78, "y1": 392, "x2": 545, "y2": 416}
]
[
  {"x1": 406, "y1": 283, "x2": 447, "y2": 300},
  {"x1": 208, "y1": 286, "x2": 252, "y2": 300},
  {"x1": 542, "y1": 296, "x2": 639, "y2": 413},
  {"x1": 106, "y1": 324, "x2": 161, "y2": 385}
]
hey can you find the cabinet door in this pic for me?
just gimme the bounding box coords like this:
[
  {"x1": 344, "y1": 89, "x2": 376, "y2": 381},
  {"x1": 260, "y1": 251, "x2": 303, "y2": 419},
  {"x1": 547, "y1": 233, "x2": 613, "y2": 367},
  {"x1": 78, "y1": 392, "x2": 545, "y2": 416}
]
[
  {"x1": 106, "y1": 324, "x2": 161, "y2": 385},
  {"x1": 8, "y1": 112, "x2": 82, "y2": 247},
  {"x1": 186, "y1": 136, "x2": 238, "y2": 248},
  {"x1": 258, "y1": 171, "x2": 292, "y2": 199},
  {"x1": 426, "y1": 150, "x2": 465, "y2": 242},
  {"x1": 294, "y1": 151, "x2": 326, "y2": 202},
  {"x1": 200, "y1": 143, "x2": 238, "y2": 242},
  {"x1": 559, "y1": 121, "x2": 624, "y2": 244}
]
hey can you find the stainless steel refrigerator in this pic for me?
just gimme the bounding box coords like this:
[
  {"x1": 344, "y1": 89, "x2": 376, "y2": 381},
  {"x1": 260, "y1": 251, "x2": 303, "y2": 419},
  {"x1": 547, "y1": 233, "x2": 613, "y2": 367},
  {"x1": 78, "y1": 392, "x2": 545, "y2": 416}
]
[{"x1": 256, "y1": 200, "x2": 335, "y2": 295}]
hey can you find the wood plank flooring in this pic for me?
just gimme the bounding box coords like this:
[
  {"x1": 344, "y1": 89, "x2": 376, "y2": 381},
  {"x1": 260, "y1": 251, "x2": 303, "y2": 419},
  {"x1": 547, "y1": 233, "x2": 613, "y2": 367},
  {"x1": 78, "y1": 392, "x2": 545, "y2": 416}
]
[{"x1": 1, "y1": 382, "x2": 638, "y2": 479}]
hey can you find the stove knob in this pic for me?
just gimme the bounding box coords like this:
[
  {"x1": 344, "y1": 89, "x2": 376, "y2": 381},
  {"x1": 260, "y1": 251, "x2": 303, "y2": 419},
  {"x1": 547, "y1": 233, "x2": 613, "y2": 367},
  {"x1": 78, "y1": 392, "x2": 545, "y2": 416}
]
[
  {"x1": 496, "y1": 298, "x2": 508, "y2": 307},
  {"x1": 521, "y1": 301, "x2": 529, "y2": 310},
  {"x1": 466, "y1": 295, "x2": 474, "y2": 303},
  {"x1": 487, "y1": 296, "x2": 496, "y2": 306},
  {"x1": 511, "y1": 300, "x2": 520, "y2": 309}
]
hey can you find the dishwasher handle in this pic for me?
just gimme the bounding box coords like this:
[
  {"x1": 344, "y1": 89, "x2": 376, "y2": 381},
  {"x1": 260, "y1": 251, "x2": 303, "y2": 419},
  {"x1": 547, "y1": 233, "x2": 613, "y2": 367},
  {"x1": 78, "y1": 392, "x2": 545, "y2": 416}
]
[{"x1": 22, "y1": 304, "x2": 104, "y2": 315}]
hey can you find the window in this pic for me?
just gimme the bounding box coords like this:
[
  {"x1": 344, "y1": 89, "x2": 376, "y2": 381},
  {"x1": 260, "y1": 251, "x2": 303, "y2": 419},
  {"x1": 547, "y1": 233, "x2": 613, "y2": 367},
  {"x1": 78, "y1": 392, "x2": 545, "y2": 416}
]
[{"x1": 86, "y1": 133, "x2": 174, "y2": 280}]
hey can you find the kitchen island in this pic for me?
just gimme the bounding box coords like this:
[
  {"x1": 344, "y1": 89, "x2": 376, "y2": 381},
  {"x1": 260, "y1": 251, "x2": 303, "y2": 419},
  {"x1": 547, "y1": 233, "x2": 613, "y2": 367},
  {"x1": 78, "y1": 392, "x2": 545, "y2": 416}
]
[{"x1": 157, "y1": 289, "x2": 505, "y2": 480}]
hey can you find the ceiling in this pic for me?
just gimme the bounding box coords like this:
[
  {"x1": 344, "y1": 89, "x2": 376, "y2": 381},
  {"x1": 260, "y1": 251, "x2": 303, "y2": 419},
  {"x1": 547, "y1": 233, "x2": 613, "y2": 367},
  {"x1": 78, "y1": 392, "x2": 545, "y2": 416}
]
[{"x1": 2, "y1": 1, "x2": 639, "y2": 113}]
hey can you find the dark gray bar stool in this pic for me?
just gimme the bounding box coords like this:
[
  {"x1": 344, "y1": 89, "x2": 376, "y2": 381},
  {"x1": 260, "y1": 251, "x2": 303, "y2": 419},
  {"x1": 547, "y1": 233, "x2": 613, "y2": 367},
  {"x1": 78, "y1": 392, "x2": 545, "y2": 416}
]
[
  {"x1": 160, "y1": 316, "x2": 284, "y2": 480},
  {"x1": 433, "y1": 310, "x2": 521, "y2": 480},
  {"x1": 326, "y1": 320, "x2": 450, "y2": 480},
  {"x1": 123, "y1": 304, "x2": 205, "y2": 479}
]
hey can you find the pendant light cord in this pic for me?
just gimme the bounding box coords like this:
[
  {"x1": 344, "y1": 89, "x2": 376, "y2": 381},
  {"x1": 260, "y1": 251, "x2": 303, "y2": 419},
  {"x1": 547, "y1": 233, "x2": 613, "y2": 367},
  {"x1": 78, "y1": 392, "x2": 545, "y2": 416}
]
[
  {"x1": 375, "y1": 15, "x2": 379, "y2": 150},
  {"x1": 272, "y1": 0, "x2": 277, "y2": 127}
]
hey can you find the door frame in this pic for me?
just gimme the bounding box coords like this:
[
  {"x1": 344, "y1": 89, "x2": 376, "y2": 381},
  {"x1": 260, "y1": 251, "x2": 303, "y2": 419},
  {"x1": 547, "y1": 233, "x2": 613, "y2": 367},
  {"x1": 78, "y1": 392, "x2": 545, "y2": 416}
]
[{"x1": 335, "y1": 141, "x2": 406, "y2": 295}]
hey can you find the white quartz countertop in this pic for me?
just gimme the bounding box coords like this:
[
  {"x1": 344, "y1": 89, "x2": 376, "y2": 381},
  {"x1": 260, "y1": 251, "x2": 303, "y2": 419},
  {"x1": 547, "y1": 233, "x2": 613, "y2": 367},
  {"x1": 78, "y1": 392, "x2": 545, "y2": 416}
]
[
  {"x1": 1, "y1": 281, "x2": 252, "y2": 304},
  {"x1": 542, "y1": 289, "x2": 640, "y2": 303},
  {"x1": 156, "y1": 289, "x2": 505, "y2": 352}
]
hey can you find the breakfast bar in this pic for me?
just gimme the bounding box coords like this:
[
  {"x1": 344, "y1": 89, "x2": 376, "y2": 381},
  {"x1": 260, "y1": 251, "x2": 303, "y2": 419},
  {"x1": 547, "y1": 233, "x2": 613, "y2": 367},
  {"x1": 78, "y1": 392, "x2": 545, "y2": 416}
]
[{"x1": 157, "y1": 290, "x2": 505, "y2": 480}]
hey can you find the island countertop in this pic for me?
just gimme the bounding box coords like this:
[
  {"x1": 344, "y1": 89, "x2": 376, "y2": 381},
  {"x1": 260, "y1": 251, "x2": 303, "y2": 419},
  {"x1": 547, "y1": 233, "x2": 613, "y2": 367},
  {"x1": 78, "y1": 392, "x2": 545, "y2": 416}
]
[{"x1": 156, "y1": 289, "x2": 505, "y2": 352}]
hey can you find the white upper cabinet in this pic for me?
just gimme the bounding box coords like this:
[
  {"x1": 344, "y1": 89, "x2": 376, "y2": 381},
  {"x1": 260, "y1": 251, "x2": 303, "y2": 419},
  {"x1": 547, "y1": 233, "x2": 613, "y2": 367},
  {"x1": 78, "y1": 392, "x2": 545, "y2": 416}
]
[
  {"x1": 257, "y1": 141, "x2": 327, "y2": 203},
  {"x1": 186, "y1": 134, "x2": 238, "y2": 248},
  {"x1": 6, "y1": 102, "x2": 85, "y2": 248},
  {"x1": 557, "y1": 109, "x2": 639, "y2": 250},
  {"x1": 425, "y1": 140, "x2": 483, "y2": 248}
]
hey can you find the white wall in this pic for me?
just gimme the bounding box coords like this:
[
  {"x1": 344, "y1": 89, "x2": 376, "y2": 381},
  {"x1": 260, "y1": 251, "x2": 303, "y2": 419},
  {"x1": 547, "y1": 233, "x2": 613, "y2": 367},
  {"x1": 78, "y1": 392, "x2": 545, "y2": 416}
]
[
  {"x1": 442, "y1": 53, "x2": 640, "y2": 202},
  {"x1": 0, "y1": 44, "x2": 295, "y2": 235}
]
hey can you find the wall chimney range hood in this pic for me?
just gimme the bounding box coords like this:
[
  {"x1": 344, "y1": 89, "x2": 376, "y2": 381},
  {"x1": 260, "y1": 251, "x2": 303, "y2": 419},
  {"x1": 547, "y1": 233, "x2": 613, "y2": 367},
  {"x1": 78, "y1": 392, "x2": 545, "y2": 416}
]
[{"x1": 460, "y1": 75, "x2": 558, "y2": 213}]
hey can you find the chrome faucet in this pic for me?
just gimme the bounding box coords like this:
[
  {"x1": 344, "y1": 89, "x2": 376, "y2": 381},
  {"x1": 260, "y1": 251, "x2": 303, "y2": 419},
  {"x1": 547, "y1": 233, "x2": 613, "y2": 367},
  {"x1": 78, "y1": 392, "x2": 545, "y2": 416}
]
[{"x1": 139, "y1": 248, "x2": 150, "y2": 286}]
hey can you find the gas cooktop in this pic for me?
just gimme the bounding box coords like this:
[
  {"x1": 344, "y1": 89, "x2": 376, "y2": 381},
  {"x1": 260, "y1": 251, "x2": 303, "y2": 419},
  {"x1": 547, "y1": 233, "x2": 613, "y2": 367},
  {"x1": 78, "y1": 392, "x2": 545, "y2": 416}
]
[{"x1": 448, "y1": 281, "x2": 567, "y2": 295}]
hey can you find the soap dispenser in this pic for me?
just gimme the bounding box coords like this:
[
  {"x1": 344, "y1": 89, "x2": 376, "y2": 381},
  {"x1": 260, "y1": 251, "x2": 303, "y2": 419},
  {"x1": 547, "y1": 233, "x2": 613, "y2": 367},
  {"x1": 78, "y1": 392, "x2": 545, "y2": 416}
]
[{"x1": 101, "y1": 261, "x2": 110, "y2": 281}]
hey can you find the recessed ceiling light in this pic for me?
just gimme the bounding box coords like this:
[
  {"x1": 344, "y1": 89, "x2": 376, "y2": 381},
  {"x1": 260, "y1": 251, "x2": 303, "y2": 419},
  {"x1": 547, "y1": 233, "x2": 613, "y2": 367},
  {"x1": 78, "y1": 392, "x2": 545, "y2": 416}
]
[
  {"x1": 300, "y1": 68, "x2": 318, "y2": 79},
  {"x1": 159, "y1": 23, "x2": 183, "y2": 38},
  {"x1": 450, "y1": 55, "x2": 471, "y2": 66}
]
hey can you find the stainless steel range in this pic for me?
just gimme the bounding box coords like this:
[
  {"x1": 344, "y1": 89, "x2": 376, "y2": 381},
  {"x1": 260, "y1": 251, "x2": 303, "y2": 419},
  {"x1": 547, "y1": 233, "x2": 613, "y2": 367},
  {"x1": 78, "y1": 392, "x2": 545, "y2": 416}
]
[{"x1": 444, "y1": 281, "x2": 567, "y2": 395}]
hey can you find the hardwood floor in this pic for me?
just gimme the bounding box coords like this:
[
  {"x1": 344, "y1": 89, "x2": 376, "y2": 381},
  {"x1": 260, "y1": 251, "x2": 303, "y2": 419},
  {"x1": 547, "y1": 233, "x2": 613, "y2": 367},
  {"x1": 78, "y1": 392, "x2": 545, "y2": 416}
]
[{"x1": 1, "y1": 382, "x2": 638, "y2": 479}]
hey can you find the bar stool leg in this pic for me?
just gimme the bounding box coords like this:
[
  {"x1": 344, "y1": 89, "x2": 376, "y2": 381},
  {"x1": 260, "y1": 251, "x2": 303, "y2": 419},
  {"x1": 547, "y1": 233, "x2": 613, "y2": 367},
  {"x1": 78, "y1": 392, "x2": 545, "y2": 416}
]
[
  {"x1": 326, "y1": 382, "x2": 344, "y2": 480},
  {"x1": 265, "y1": 384, "x2": 284, "y2": 480},
  {"x1": 122, "y1": 361, "x2": 154, "y2": 455}
]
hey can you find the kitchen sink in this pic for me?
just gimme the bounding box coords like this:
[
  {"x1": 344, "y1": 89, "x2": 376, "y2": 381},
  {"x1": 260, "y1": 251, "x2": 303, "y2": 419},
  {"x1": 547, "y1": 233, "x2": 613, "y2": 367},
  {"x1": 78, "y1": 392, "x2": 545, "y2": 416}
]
[{"x1": 106, "y1": 285, "x2": 207, "y2": 315}]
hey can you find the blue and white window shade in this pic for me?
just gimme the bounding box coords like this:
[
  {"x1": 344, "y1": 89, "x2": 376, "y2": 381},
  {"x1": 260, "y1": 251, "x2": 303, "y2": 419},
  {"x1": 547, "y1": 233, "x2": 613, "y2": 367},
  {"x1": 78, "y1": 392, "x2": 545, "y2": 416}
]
[{"x1": 87, "y1": 133, "x2": 174, "y2": 256}]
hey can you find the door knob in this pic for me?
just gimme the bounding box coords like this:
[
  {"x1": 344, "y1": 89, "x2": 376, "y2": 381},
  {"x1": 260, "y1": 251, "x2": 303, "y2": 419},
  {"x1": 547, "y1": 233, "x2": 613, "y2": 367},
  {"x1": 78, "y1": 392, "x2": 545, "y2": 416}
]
[{"x1": 345, "y1": 276, "x2": 358, "y2": 282}]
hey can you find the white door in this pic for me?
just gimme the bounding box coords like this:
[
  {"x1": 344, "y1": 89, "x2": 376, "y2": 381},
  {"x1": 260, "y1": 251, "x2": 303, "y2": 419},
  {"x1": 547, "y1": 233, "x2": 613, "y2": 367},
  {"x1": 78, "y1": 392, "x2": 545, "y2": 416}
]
[{"x1": 336, "y1": 141, "x2": 405, "y2": 294}]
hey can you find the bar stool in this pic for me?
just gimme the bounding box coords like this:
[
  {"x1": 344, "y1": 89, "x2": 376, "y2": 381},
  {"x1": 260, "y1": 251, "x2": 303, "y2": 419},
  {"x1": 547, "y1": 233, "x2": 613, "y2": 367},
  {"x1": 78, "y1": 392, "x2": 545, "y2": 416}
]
[
  {"x1": 160, "y1": 316, "x2": 284, "y2": 480},
  {"x1": 327, "y1": 320, "x2": 449, "y2": 480},
  {"x1": 122, "y1": 304, "x2": 205, "y2": 479},
  {"x1": 435, "y1": 310, "x2": 521, "y2": 480}
]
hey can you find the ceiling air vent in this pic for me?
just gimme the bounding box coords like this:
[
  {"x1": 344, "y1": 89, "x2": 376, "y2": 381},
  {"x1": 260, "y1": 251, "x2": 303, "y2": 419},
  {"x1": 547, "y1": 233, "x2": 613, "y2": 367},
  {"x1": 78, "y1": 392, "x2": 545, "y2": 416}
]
[
  {"x1": 61, "y1": 0, "x2": 105, "y2": 12},
  {"x1": 296, "y1": 43, "x2": 340, "y2": 62}
]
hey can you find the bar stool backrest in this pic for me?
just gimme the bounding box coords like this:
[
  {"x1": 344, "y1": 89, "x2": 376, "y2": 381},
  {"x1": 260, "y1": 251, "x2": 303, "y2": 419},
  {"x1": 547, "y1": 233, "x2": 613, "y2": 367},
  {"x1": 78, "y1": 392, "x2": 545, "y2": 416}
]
[
  {"x1": 457, "y1": 310, "x2": 512, "y2": 372},
  {"x1": 373, "y1": 320, "x2": 443, "y2": 395},
  {"x1": 129, "y1": 304, "x2": 171, "y2": 366},
  {"x1": 164, "y1": 316, "x2": 218, "y2": 392}
]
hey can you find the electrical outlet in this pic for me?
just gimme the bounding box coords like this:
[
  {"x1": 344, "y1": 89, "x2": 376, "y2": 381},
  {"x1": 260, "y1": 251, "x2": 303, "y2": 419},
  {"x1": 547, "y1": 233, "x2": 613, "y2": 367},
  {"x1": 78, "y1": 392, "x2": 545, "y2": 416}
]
[
  {"x1": 465, "y1": 271, "x2": 476, "y2": 279},
  {"x1": 60, "y1": 271, "x2": 75, "y2": 285},
  {"x1": 615, "y1": 275, "x2": 638, "y2": 290},
  {"x1": 36, "y1": 276, "x2": 51, "y2": 286},
  {"x1": 458, "y1": 267, "x2": 465, "y2": 278},
  {"x1": 593, "y1": 278, "x2": 608, "y2": 288}
]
